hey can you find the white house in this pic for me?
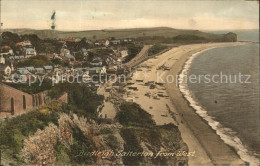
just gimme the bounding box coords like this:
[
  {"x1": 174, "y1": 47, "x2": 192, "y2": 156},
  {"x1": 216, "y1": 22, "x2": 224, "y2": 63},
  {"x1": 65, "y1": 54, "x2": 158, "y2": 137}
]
[
  {"x1": 0, "y1": 55, "x2": 5, "y2": 64},
  {"x1": 120, "y1": 50, "x2": 128, "y2": 58},
  {"x1": 23, "y1": 40, "x2": 32, "y2": 46},
  {"x1": 0, "y1": 49, "x2": 14, "y2": 56},
  {"x1": 60, "y1": 48, "x2": 71, "y2": 56},
  {"x1": 25, "y1": 48, "x2": 37, "y2": 57}
]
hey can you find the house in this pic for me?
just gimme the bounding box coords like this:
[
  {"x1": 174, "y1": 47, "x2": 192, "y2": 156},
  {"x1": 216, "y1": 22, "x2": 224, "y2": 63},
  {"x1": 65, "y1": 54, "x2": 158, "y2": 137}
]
[
  {"x1": 86, "y1": 40, "x2": 93, "y2": 45},
  {"x1": 25, "y1": 48, "x2": 37, "y2": 57},
  {"x1": 0, "y1": 46, "x2": 14, "y2": 56},
  {"x1": 117, "y1": 59, "x2": 123, "y2": 69},
  {"x1": 0, "y1": 55, "x2": 5, "y2": 64},
  {"x1": 81, "y1": 48, "x2": 88, "y2": 56},
  {"x1": 64, "y1": 38, "x2": 77, "y2": 42},
  {"x1": 16, "y1": 40, "x2": 32, "y2": 47},
  {"x1": 35, "y1": 68, "x2": 45, "y2": 74},
  {"x1": 85, "y1": 66, "x2": 106, "y2": 75},
  {"x1": 17, "y1": 68, "x2": 31, "y2": 75},
  {"x1": 110, "y1": 40, "x2": 121, "y2": 45},
  {"x1": 96, "y1": 39, "x2": 110, "y2": 47},
  {"x1": 75, "y1": 67, "x2": 89, "y2": 75},
  {"x1": 119, "y1": 47, "x2": 128, "y2": 58},
  {"x1": 0, "y1": 64, "x2": 12, "y2": 76},
  {"x1": 60, "y1": 48, "x2": 70, "y2": 56},
  {"x1": 90, "y1": 59, "x2": 102, "y2": 66},
  {"x1": 122, "y1": 38, "x2": 133, "y2": 43},
  {"x1": 25, "y1": 67, "x2": 36, "y2": 73},
  {"x1": 14, "y1": 56, "x2": 20, "y2": 60},
  {"x1": 72, "y1": 61, "x2": 82, "y2": 67},
  {"x1": 106, "y1": 68, "x2": 117, "y2": 75},
  {"x1": 65, "y1": 54, "x2": 75, "y2": 61},
  {"x1": 47, "y1": 54, "x2": 56, "y2": 59},
  {"x1": 23, "y1": 40, "x2": 32, "y2": 47},
  {"x1": 43, "y1": 65, "x2": 53, "y2": 72}
]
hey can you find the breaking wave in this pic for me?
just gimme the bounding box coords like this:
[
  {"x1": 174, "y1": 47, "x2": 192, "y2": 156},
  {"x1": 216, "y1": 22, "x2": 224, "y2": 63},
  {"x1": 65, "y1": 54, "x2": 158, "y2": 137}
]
[{"x1": 178, "y1": 47, "x2": 260, "y2": 166}]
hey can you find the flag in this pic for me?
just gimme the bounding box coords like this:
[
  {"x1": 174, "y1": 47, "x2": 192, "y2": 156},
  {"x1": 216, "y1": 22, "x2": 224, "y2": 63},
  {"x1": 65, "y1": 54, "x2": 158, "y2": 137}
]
[{"x1": 51, "y1": 11, "x2": 56, "y2": 20}]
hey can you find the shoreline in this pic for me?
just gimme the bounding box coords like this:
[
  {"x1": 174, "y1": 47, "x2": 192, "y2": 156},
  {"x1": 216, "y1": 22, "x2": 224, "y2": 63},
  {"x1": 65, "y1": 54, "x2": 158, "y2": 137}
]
[
  {"x1": 124, "y1": 42, "x2": 249, "y2": 165},
  {"x1": 165, "y1": 43, "x2": 248, "y2": 165},
  {"x1": 177, "y1": 45, "x2": 260, "y2": 165}
]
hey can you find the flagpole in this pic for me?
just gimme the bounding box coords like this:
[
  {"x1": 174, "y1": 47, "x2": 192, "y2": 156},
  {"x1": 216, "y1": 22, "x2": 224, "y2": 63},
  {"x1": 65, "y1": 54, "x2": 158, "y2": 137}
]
[{"x1": 0, "y1": 0, "x2": 2, "y2": 41}]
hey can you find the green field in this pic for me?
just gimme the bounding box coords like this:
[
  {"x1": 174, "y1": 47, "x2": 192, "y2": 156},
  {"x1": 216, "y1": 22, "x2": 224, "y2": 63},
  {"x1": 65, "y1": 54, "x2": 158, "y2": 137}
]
[{"x1": 3, "y1": 27, "x2": 236, "y2": 42}]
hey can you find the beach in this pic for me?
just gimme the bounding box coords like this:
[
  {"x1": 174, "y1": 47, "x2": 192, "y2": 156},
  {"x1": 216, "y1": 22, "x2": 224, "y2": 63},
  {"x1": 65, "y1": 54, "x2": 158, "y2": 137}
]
[{"x1": 124, "y1": 42, "x2": 247, "y2": 165}]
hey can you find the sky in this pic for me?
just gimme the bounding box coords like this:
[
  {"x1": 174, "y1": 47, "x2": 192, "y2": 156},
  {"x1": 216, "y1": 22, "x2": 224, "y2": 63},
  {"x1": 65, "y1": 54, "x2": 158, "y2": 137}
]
[{"x1": 1, "y1": 0, "x2": 259, "y2": 31}]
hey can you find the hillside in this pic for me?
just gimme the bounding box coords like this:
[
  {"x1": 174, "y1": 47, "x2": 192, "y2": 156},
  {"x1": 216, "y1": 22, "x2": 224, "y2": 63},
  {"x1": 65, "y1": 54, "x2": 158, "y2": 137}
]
[{"x1": 3, "y1": 27, "x2": 236, "y2": 42}]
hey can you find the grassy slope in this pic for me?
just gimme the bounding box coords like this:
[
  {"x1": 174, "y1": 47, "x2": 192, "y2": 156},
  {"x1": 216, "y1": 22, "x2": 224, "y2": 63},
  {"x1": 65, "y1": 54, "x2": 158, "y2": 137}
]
[{"x1": 4, "y1": 27, "x2": 226, "y2": 40}]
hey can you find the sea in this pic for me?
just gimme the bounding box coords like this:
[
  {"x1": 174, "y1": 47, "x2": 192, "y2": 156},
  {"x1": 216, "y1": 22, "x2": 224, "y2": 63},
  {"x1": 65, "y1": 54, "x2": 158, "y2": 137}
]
[{"x1": 179, "y1": 30, "x2": 260, "y2": 165}]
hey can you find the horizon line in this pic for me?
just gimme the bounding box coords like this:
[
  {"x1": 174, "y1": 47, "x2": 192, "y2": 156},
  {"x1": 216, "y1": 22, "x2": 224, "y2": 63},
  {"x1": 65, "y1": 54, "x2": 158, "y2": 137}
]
[{"x1": 2, "y1": 26, "x2": 259, "y2": 32}]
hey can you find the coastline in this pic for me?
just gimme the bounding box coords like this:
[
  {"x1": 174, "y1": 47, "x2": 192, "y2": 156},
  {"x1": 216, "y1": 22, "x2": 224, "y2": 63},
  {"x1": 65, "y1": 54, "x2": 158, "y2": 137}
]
[
  {"x1": 124, "y1": 42, "x2": 248, "y2": 165},
  {"x1": 177, "y1": 45, "x2": 260, "y2": 165},
  {"x1": 165, "y1": 43, "x2": 248, "y2": 165}
]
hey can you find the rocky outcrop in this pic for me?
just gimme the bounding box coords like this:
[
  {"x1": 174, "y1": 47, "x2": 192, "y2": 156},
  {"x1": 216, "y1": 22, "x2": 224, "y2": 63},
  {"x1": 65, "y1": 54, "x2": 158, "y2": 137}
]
[{"x1": 223, "y1": 32, "x2": 237, "y2": 42}]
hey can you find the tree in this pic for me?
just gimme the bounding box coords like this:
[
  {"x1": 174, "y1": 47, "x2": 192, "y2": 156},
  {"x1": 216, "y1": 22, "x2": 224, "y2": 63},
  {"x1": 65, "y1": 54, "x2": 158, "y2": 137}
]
[
  {"x1": 1, "y1": 32, "x2": 21, "y2": 43},
  {"x1": 74, "y1": 52, "x2": 84, "y2": 61},
  {"x1": 87, "y1": 52, "x2": 94, "y2": 62}
]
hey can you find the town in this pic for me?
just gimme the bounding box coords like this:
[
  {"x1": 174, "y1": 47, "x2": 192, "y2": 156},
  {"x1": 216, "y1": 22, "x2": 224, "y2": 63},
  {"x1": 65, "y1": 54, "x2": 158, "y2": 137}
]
[{"x1": 0, "y1": 33, "x2": 138, "y2": 84}]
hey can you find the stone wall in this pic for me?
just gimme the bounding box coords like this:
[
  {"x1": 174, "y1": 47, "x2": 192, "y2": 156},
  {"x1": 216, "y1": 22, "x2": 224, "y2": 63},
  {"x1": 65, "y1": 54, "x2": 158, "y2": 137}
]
[{"x1": 0, "y1": 83, "x2": 45, "y2": 117}]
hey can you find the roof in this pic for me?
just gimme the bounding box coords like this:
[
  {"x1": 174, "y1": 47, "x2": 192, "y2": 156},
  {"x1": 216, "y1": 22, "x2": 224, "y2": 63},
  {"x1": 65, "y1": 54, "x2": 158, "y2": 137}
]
[
  {"x1": 26, "y1": 48, "x2": 35, "y2": 52},
  {"x1": 25, "y1": 67, "x2": 35, "y2": 71},
  {"x1": 111, "y1": 40, "x2": 120, "y2": 42},
  {"x1": 35, "y1": 68, "x2": 44, "y2": 72},
  {"x1": 65, "y1": 54, "x2": 75, "y2": 59},
  {"x1": 14, "y1": 56, "x2": 20, "y2": 59},
  {"x1": 16, "y1": 42, "x2": 24, "y2": 46},
  {"x1": 18, "y1": 68, "x2": 30, "y2": 75},
  {"x1": 81, "y1": 48, "x2": 87, "y2": 52},
  {"x1": 75, "y1": 68, "x2": 83, "y2": 72},
  {"x1": 2, "y1": 46, "x2": 11, "y2": 50},
  {"x1": 43, "y1": 65, "x2": 53, "y2": 70},
  {"x1": 85, "y1": 67, "x2": 103, "y2": 71}
]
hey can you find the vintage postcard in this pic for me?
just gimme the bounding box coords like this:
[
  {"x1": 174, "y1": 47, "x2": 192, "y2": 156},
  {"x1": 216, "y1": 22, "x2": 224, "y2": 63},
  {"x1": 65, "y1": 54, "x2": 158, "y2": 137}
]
[{"x1": 0, "y1": 0, "x2": 259, "y2": 165}]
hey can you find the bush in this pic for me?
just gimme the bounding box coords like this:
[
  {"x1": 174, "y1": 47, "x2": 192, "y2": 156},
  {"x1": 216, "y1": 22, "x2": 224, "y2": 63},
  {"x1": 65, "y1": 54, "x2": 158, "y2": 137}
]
[
  {"x1": 123, "y1": 44, "x2": 142, "y2": 63},
  {"x1": 48, "y1": 83, "x2": 104, "y2": 118},
  {"x1": 6, "y1": 79, "x2": 53, "y2": 94},
  {"x1": 67, "y1": 126, "x2": 96, "y2": 164},
  {"x1": 104, "y1": 135, "x2": 119, "y2": 150},
  {"x1": 0, "y1": 109, "x2": 58, "y2": 163},
  {"x1": 148, "y1": 44, "x2": 168, "y2": 56},
  {"x1": 17, "y1": 55, "x2": 53, "y2": 67},
  {"x1": 120, "y1": 128, "x2": 144, "y2": 165},
  {"x1": 98, "y1": 127, "x2": 113, "y2": 135},
  {"x1": 116, "y1": 102, "x2": 155, "y2": 127}
]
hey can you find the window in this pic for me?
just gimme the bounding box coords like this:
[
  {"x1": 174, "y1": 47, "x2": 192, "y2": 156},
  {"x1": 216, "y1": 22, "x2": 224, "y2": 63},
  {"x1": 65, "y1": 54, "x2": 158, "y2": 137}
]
[
  {"x1": 36, "y1": 95, "x2": 38, "y2": 106},
  {"x1": 11, "y1": 98, "x2": 14, "y2": 115},
  {"x1": 23, "y1": 95, "x2": 26, "y2": 109},
  {"x1": 38, "y1": 95, "x2": 42, "y2": 105},
  {"x1": 32, "y1": 95, "x2": 35, "y2": 107}
]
